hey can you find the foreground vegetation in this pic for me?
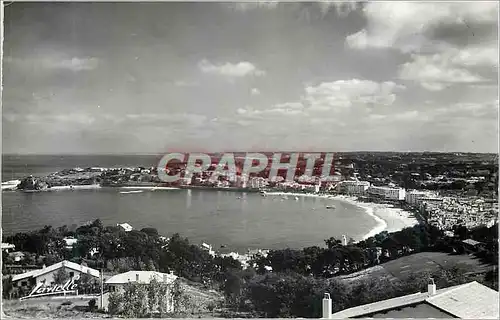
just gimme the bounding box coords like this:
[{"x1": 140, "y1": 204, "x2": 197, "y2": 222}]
[{"x1": 3, "y1": 219, "x2": 498, "y2": 318}]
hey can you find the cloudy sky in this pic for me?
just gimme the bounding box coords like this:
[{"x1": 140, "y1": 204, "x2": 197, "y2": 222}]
[{"x1": 2, "y1": 1, "x2": 498, "y2": 154}]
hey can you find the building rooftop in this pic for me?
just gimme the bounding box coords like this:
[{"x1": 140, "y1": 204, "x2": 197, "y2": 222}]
[
  {"x1": 462, "y1": 239, "x2": 483, "y2": 246},
  {"x1": 426, "y1": 281, "x2": 499, "y2": 319},
  {"x1": 1, "y1": 243, "x2": 15, "y2": 250},
  {"x1": 12, "y1": 260, "x2": 100, "y2": 282},
  {"x1": 117, "y1": 223, "x2": 133, "y2": 231},
  {"x1": 105, "y1": 271, "x2": 177, "y2": 285},
  {"x1": 331, "y1": 281, "x2": 498, "y2": 319}
]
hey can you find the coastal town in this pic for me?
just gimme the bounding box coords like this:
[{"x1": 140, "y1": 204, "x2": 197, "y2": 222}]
[
  {"x1": 3, "y1": 153, "x2": 498, "y2": 302},
  {"x1": 4, "y1": 152, "x2": 498, "y2": 237}
]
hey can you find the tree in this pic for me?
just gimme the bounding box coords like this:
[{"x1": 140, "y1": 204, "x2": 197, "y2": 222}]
[
  {"x1": 303, "y1": 246, "x2": 325, "y2": 277},
  {"x1": 484, "y1": 268, "x2": 499, "y2": 291},
  {"x1": 108, "y1": 291, "x2": 124, "y2": 315},
  {"x1": 454, "y1": 225, "x2": 468, "y2": 240},
  {"x1": 207, "y1": 301, "x2": 216, "y2": 316},
  {"x1": 2, "y1": 276, "x2": 14, "y2": 299},
  {"x1": 78, "y1": 271, "x2": 98, "y2": 294},
  {"x1": 240, "y1": 272, "x2": 347, "y2": 318},
  {"x1": 325, "y1": 237, "x2": 342, "y2": 249},
  {"x1": 121, "y1": 283, "x2": 149, "y2": 317},
  {"x1": 432, "y1": 266, "x2": 468, "y2": 288},
  {"x1": 266, "y1": 249, "x2": 306, "y2": 274},
  {"x1": 88, "y1": 298, "x2": 97, "y2": 311},
  {"x1": 53, "y1": 268, "x2": 70, "y2": 285},
  {"x1": 107, "y1": 279, "x2": 190, "y2": 317},
  {"x1": 223, "y1": 270, "x2": 244, "y2": 309},
  {"x1": 140, "y1": 228, "x2": 159, "y2": 237}
]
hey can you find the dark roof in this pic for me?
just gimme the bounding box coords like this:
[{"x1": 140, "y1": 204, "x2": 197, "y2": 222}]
[{"x1": 331, "y1": 281, "x2": 499, "y2": 319}]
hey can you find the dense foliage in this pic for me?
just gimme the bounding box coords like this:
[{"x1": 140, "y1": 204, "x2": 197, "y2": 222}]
[
  {"x1": 250, "y1": 223, "x2": 498, "y2": 279},
  {"x1": 3, "y1": 219, "x2": 498, "y2": 317},
  {"x1": 3, "y1": 220, "x2": 240, "y2": 287},
  {"x1": 108, "y1": 278, "x2": 195, "y2": 317}
]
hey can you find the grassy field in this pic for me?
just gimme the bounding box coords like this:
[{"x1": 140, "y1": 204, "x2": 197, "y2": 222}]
[{"x1": 337, "y1": 251, "x2": 493, "y2": 283}]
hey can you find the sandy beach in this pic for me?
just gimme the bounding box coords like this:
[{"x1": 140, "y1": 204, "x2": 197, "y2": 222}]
[
  {"x1": 121, "y1": 186, "x2": 180, "y2": 190},
  {"x1": 47, "y1": 184, "x2": 102, "y2": 191},
  {"x1": 264, "y1": 192, "x2": 419, "y2": 241},
  {"x1": 332, "y1": 195, "x2": 419, "y2": 240}
]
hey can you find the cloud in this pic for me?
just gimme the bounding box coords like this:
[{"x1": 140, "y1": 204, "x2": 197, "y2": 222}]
[
  {"x1": 236, "y1": 106, "x2": 304, "y2": 118},
  {"x1": 368, "y1": 110, "x2": 423, "y2": 122},
  {"x1": 233, "y1": 79, "x2": 405, "y2": 123},
  {"x1": 4, "y1": 113, "x2": 96, "y2": 126},
  {"x1": 174, "y1": 80, "x2": 199, "y2": 87},
  {"x1": 5, "y1": 55, "x2": 99, "y2": 72},
  {"x1": 398, "y1": 51, "x2": 492, "y2": 91},
  {"x1": 4, "y1": 112, "x2": 208, "y2": 129},
  {"x1": 448, "y1": 100, "x2": 499, "y2": 118},
  {"x1": 251, "y1": 88, "x2": 261, "y2": 95},
  {"x1": 233, "y1": 78, "x2": 406, "y2": 130},
  {"x1": 302, "y1": 79, "x2": 405, "y2": 109},
  {"x1": 345, "y1": 2, "x2": 498, "y2": 52},
  {"x1": 448, "y1": 43, "x2": 499, "y2": 68},
  {"x1": 53, "y1": 57, "x2": 99, "y2": 71},
  {"x1": 274, "y1": 102, "x2": 304, "y2": 110},
  {"x1": 198, "y1": 59, "x2": 266, "y2": 77},
  {"x1": 124, "y1": 113, "x2": 207, "y2": 127},
  {"x1": 347, "y1": 3, "x2": 500, "y2": 91}
]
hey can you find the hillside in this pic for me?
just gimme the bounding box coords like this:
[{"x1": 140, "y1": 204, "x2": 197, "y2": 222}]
[{"x1": 337, "y1": 251, "x2": 492, "y2": 283}]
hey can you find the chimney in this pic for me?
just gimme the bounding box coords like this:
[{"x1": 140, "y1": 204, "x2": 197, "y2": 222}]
[
  {"x1": 428, "y1": 278, "x2": 436, "y2": 295},
  {"x1": 322, "y1": 293, "x2": 332, "y2": 319}
]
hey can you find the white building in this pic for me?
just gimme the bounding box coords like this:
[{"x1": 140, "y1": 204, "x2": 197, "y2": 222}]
[
  {"x1": 249, "y1": 177, "x2": 268, "y2": 189},
  {"x1": 405, "y1": 190, "x2": 438, "y2": 206},
  {"x1": 221, "y1": 252, "x2": 251, "y2": 269},
  {"x1": 9, "y1": 251, "x2": 25, "y2": 262},
  {"x1": 368, "y1": 186, "x2": 406, "y2": 201},
  {"x1": 117, "y1": 223, "x2": 133, "y2": 232},
  {"x1": 201, "y1": 242, "x2": 216, "y2": 257},
  {"x1": 103, "y1": 271, "x2": 178, "y2": 312},
  {"x1": 1, "y1": 243, "x2": 15, "y2": 252},
  {"x1": 341, "y1": 235, "x2": 348, "y2": 246},
  {"x1": 339, "y1": 181, "x2": 370, "y2": 195},
  {"x1": 315, "y1": 182, "x2": 321, "y2": 193},
  {"x1": 1, "y1": 180, "x2": 20, "y2": 191},
  {"x1": 63, "y1": 237, "x2": 78, "y2": 249},
  {"x1": 12, "y1": 260, "x2": 100, "y2": 292}
]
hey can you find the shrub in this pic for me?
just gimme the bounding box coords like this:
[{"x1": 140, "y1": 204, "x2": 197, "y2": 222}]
[{"x1": 88, "y1": 298, "x2": 97, "y2": 311}]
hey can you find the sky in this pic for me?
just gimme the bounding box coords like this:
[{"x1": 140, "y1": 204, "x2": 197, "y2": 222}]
[{"x1": 2, "y1": 1, "x2": 499, "y2": 154}]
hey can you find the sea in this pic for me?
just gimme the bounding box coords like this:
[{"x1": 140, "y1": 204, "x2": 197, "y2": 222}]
[{"x1": 1, "y1": 154, "x2": 377, "y2": 251}]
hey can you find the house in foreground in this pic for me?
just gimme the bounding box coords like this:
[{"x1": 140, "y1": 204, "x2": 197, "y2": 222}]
[
  {"x1": 11, "y1": 260, "x2": 100, "y2": 299},
  {"x1": 101, "y1": 270, "x2": 178, "y2": 312},
  {"x1": 323, "y1": 280, "x2": 498, "y2": 319}
]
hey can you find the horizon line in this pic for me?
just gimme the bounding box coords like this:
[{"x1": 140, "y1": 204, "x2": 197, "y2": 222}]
[{"x1": 2, "y1": 151, "x2": 498, "y2": 156}]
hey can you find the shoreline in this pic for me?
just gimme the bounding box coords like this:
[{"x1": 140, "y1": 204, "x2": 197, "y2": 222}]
[
  {"x1": 121, "y1": 186, "x2": 180, "y2": 190},
  {"x1": 5, "y1": 186, "x2": 419, "y2": 245},
  {"x1": 263, "y1": 192, "x2": 419, "y2": 241}
]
